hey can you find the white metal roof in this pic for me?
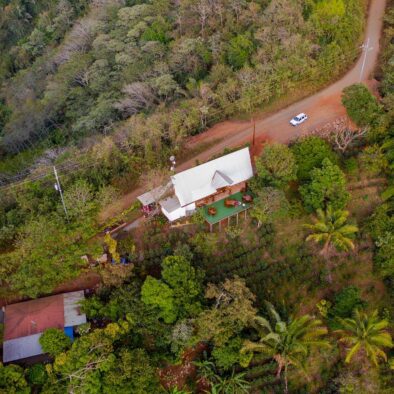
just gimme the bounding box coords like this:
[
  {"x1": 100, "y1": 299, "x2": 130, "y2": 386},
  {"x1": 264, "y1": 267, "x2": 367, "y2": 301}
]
[
  {"x1": 63, "y1": 291, "x2": 87, "y2": 327},
  {"x1": 3, "y1": 333, "x2": 43, "y2": 363},
  {"x1": 160, "y1": 195, "x2": 182, "y2": 213},
  {"x1": 137, "y1": 181, "x2": 172, "y2": 206},
  {"x1": 171, "y1": 148, "x2": 253, "y2": 207}
]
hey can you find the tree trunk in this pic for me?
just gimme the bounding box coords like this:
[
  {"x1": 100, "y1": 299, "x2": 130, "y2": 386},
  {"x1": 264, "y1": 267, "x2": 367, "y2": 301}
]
[
  {"x1": 326, "y1": 264, "x2": 333, "y2": 283},
  {"x1": 284, "y1": 362, "x2": 288, "y2": 394},
  {"x1": 320, "y1": 239, "x2": 333, "y2": 283}
]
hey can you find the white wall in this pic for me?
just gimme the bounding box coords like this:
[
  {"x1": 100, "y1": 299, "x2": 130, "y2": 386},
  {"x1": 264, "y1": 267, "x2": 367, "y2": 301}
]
[{"x1": 161, "y1": 206, "x2": 186, "y2": 222}]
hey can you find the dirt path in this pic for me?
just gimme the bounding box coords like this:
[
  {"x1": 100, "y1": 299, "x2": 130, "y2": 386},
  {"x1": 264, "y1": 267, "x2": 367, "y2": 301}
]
[{"x1": 99, "y1": 0, "x2": 387, "y2": 223}]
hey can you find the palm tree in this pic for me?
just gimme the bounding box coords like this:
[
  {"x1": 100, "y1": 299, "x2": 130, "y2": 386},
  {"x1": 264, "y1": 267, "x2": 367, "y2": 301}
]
[
  {"x1": 241, "y1": 302, "x2": 330, "y2": 393},
  {"x1": 335, "y1": 309, "x2": 393, "y2": 366},
  {"x1": 195, "y1": 361, "x2": 250, "y2": 394},
  {"x1": 304, "y1": 206, "x2": 358, "y2": 258},
  {"x1": 211, "y1": 370, "x2": 250, "y2": 394}
]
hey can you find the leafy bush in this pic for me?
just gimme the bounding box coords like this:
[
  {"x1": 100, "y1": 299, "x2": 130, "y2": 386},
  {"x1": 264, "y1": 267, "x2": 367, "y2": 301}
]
[
  {"x1": 39, "y1": 328, "x2": 72, "y2": 357},
  {"x1": 212, "y1": 336, "x2": 243, "y2": 370},
  {"x1": 342, "y1": 84, "x2": 385, "y2": 128},
  {"x1": 0, "y1": 363, "x2": 29, "y2": 393},
  {"x1": 27, "y1": 363, "x2": 47, "y2": 386},
  {"x1": 330, "y1": 286, "x2": 366, "y2": 320},
  {"x1": 368, "y1": 204, "x2": 394, "y2": 280}
]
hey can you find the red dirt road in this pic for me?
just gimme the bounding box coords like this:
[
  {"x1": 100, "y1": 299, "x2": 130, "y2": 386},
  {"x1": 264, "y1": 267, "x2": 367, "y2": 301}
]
[{"x1": 100, "y1": 0, "x2": 387, "y2": 222}]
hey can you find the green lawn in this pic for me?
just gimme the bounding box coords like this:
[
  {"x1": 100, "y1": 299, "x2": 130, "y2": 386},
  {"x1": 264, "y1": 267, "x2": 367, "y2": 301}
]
[{"x1": 201, "y1": 191, "x2": 252, "y2": 225}]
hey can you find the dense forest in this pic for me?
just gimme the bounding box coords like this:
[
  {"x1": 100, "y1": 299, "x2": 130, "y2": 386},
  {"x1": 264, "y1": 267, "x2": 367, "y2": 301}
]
[
  {"x1": 0, "y1": 0, "x2": 364, "y2": 155},
  {"x1": 1, "y1": 0, "x2": 394, "y2": 393}
]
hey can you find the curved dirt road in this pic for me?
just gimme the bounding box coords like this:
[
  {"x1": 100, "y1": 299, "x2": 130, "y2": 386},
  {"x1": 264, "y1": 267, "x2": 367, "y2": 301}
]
[
  {"x1": 179, "y1": 0, "x2": 387, "y2": 165},
  {"x1": 101, "y1": 0, "x2": 387, "y2": 222}
]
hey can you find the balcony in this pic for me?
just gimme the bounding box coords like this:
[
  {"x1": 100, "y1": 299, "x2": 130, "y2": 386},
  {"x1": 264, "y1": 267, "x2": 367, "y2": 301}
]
[{"x1": 200, "y1": 191, "x2": 252, "y2": 227}]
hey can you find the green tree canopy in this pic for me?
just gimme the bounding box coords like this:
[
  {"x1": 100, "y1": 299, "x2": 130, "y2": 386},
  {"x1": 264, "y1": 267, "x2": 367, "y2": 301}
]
[
  {"x1": 0, "y1": 363, "x2": 29, "y2": 394},
  {"x1": 39, "y1": 328, "x2": 72, "y2": 357},
  {"x1": 254, "y1": 144, "x2": 297, "y2": 189},
  {"x1": 141, "y1": 276, "x2": 177, "y2": 324},
  {"x1": 49, "y1": 320, "x2": 160, "y2": 393},
  {"x1": 141, "y1": 255, "x2": 204, "y2": 323},
  {"x1": 6, "y1": 216, "x2": 101, "y2": 298},
  {"x1": 291, "y1": 136, "x2": 338, "y2": 181},
  {"x1": 300, "y1": 158, "x2": 349, "y2": 212},
  {"x1": 226, "y1": 34, "x2": 255, "y2": 70},
  {"x1": 195, "y1": 277, "x2": 257, "y2": 347},
  {"x1": 161, "y1": 255, "x2": 204, "y2": 318},
  {"x1": 81, "y1": 282, "x2": 171, "y2": 352},
  {"x1": 342, "y1": 84, "x2": 385, "y2": 128}
]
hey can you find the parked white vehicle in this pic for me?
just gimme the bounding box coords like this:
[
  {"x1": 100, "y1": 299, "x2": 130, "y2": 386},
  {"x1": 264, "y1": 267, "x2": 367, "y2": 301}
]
[{"x1": 290, "y1": 113, "x2": 308, "y2": 126}]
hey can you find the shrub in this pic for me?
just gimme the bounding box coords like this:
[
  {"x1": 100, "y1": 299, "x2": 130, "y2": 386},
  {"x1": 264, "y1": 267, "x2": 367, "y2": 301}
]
[
  {"x1": 27, "y1": 363, "x2": 47, "y2": 386},
  {"x1": 342, "y1": 84, "x2": 385, "y2": 128},
  {"x1": 39, "y1": 328, "x2": 72, "y2": 357},
  {"x1": 212, "y1": 336, "x2": 243, "y2": 370},
  {"x1": 343, "y1": 157, "x2": 358, "y2": 174},
  {"x1": 330, "y1": 286, "x2": 366, "y2": 320}
]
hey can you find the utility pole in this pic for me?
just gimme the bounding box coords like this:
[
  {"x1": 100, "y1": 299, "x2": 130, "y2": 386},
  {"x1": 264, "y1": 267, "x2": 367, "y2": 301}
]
[
  {"x1": 251, "y1": 118, "x2": 256, "y2": 147},
  {"x1": 169, "y1": 155, "x2": 176, "y2": 172},
  {"x1": 53, "y1": 166, "x2": 69, "y2": 221},
  {"x1": 359, "y1": 37, "x2": 373, "y2": 82}
]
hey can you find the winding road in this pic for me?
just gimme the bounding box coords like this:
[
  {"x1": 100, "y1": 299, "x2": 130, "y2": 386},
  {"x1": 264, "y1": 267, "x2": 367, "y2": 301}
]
[{"x1": 101, "y1": 0, "x2": 387, "y2": 223}]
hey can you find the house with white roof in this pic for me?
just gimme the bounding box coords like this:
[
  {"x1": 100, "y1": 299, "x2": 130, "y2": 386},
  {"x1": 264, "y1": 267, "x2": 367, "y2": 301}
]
[{"x1": 159, "y1": 148, "x2": 254, "y2": 228}]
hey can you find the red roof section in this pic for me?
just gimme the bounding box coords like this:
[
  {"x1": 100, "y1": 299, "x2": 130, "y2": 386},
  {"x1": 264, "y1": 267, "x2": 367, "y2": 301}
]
[{"x1": 4, "y1": 294, "x2": 64, "y2": 340}]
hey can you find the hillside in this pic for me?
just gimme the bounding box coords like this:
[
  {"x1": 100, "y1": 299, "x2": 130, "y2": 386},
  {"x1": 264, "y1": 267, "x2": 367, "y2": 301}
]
[
  {"x1": 1, "y1": 0, "x2": 364, "y2": 157},
  {"x1": 0, "y1": 1, "x2": 393, "y2": 393}
]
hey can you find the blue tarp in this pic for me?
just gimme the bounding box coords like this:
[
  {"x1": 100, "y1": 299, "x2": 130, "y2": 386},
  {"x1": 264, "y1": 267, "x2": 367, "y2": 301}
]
[{"x1": 64, "y1": 326, "x2": 74, "y2": 341}]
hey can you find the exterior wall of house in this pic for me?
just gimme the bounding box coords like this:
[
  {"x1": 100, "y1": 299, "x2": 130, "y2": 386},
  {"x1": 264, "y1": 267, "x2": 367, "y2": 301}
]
[
  {"x1": 162, "y1": 206, "x2": 186, "y2": 222},
  {"x1": 195, "y1": 181, "x2": 247, "y2": 207}
]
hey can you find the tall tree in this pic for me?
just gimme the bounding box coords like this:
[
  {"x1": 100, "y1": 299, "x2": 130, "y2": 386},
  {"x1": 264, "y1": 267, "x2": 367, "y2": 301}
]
[
  {"x1": 300, "y1": 158, "x2": 349, "y2": 212},
  {"x1": 249, "y1": 187, "x2": 289, "y2": 227},
  {"x1": 291, "y1": 136, "x2": 338, "y2": 181},
  {"x1": 241, "y1": 302, "x2": 330, "y2": 394},
  {"x1": 334, "y1": 309, "x2": 393, "y2": 367},
  {"x1": 254, "y1": 144, "x2": 297, "y2": 189},
  {"x1": 195, "y1": 277, "x2": 257, "y2": 346},
  {"x1": 141, "y1": 255, "x2": 204, "y2": 323}
]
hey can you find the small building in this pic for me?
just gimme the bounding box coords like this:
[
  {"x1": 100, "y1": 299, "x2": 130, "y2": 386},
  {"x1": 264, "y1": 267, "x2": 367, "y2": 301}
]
[
  {"x1": 137, "y1": 181, "x2": 172, "y2": 216},
  {"x1": 160, "y1": 147, "x2": 254, "y2": 229},
  {"x1": 2, "y1": 291, "x2": 86, "y2": 364}
]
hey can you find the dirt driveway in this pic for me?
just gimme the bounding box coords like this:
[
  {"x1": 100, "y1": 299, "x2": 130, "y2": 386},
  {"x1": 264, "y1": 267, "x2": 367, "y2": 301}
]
[{"x1": 100, "y1": 0, "x2": 387, "y2": 223}]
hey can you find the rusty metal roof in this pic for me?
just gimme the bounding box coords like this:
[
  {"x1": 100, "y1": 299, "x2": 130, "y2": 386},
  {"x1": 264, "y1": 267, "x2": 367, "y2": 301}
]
[{"x1": 4, "y1": 294, "x2": 64, "y2": 341}]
